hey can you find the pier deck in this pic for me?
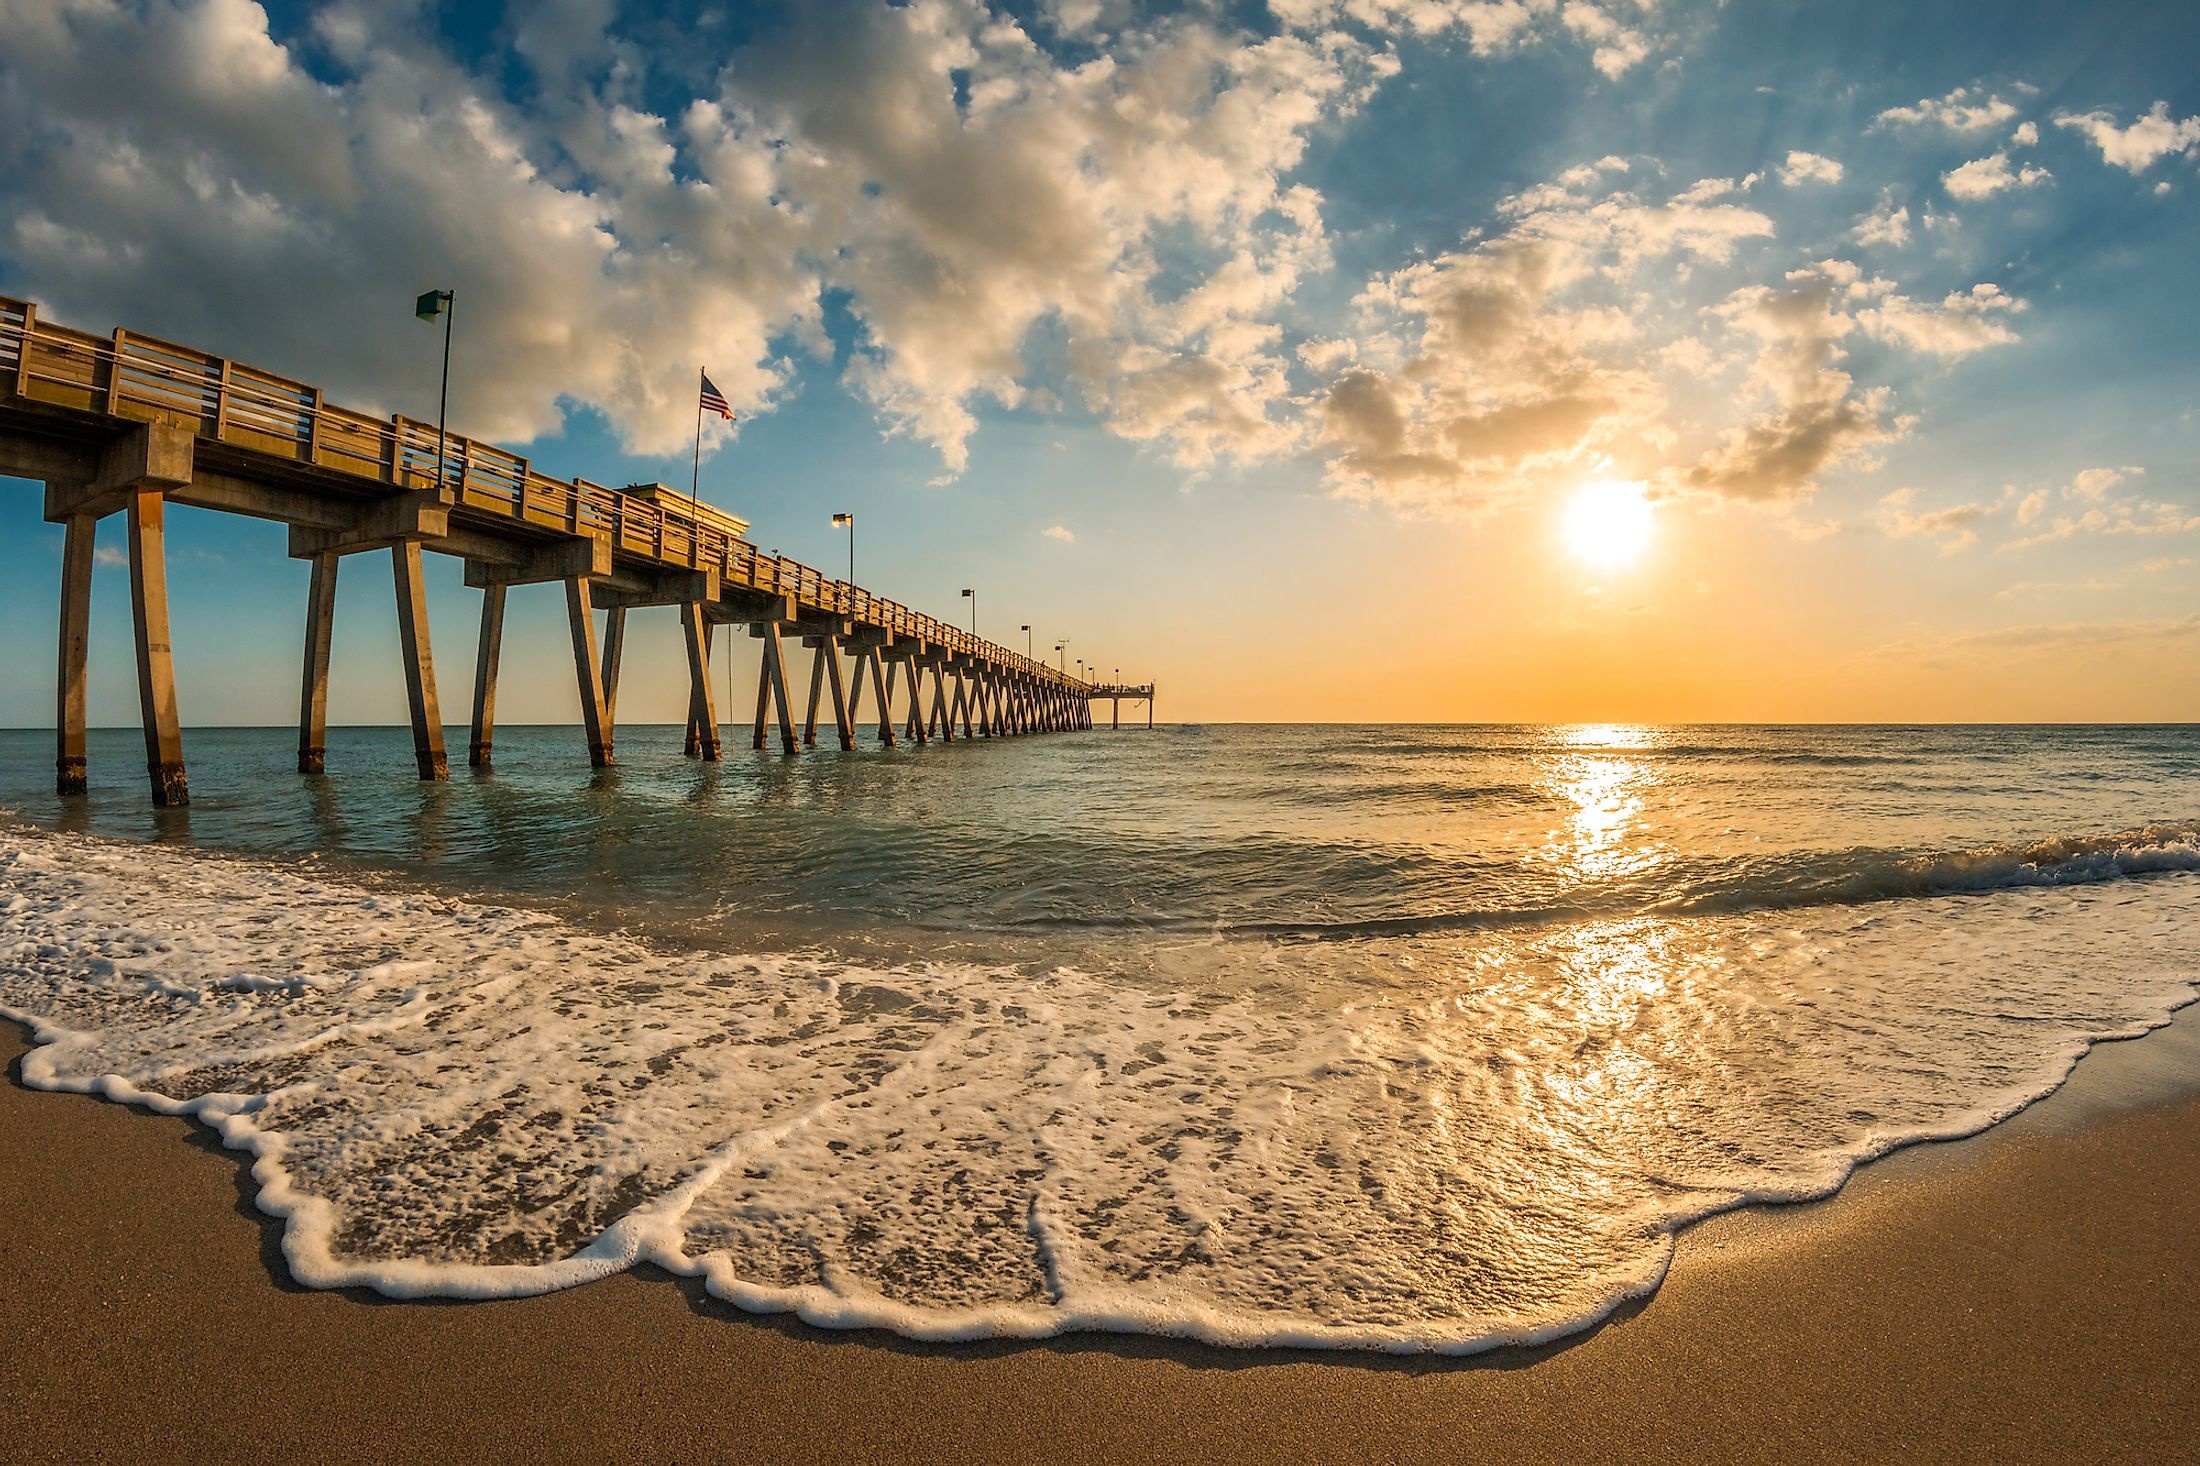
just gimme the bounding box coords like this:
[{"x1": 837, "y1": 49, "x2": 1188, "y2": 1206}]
[{"x1": 1, "y1": 296, "x2": 1112, "y2": 804}]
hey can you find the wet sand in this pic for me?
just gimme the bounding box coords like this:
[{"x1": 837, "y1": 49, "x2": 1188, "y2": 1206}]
[{"x1": 3, "y1": 1016, "x2": 2197, "y2": 1465}]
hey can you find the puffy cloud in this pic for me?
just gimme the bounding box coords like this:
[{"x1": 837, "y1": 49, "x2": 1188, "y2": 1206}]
[
  {"x1": 1874, "y1": 486, "x2": 1994, "y2": 555},
  {"x1": 2005, "y1": 502, "x2": 2200, "y2": 549},
  {"x1": 2010, "y1": 121, "x2": 2039, "y2": 147},
  {"x1": 1559, "y1": 2, "x2": 1652, "y2": 78},
  {"x1": 1874, "y1": 86, "x2": 2023, "y2": 134},
  {"x1": 1281, "y1": 0, "x2": 1667, "y2": 76},
  {"x1": 1943, "y1": 153, "x2": 2052, "y2": 200},
  {"x1": 1315, "y1": 164, "x2": 2026, "y2": 515},
  {"x1": 0, "y1": 0, "x2": 821, "y2": 453},
  {"x1": 0, "y1": 0, "x2": 1380, "y2": 476},
  {"x1": 1852, "y1": 193, "x2": 1912, "y2": 248},
  {"x1": 1779, "y1": 151, "x2": 1845, "y2": 186},
  {"x1": 1682, "y1": 275, "x2": 1908, "y2": 503},
  {"x1": 1856, "y1": 283, "x2": 2025, "y2": 358},
  {"x1": 727, "y1": 8, "x2": 1375, "y2": 475},
  {"x1": 1041, "y1": 524, "x2": 1075, "y2": 541},
  {"x1": 1316, "y1": 171, "x2": 1775, "y2": 512},
  {"x1": 0, "y1": 0, "x2": 2068, "y2": 523},
  {"x1": 2054, "y1": 102, "x2": 2200, "y2": 173},
  {"x1": 2069, "y1": 466, "x2": 2141, "y2": 500},
  {"x1": 2001, "y1": 467, "x2": 2197, "y2": 549}
]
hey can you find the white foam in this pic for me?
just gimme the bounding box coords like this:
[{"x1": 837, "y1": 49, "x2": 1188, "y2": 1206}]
[{"x1": 2, "y1": 825, "x2": 2197, "y2": 1353}]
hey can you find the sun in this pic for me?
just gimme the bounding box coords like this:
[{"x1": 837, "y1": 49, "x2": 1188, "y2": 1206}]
[{"x1": 1561, "y1": 479, "x2": 1654, "y2": 570}]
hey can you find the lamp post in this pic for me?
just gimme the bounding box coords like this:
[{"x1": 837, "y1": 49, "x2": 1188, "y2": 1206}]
[
  {"x1": 961, "y1": 587, "x2": 976, "y2": 637},
  {"x1": 1054, "y1": 640, "x2": 1067, "y2": 673},
  {"x1": 1021, "y1": 624, "x2": 1032, "y2": 660},
  {"x1": 831, "y1": 512, "x2": 854, "y2": 607},
  {"x1": 414, "y1": 289, "x2": 455, "y2": 492}
]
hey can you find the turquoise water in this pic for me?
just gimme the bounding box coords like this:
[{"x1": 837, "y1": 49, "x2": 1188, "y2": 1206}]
[{"x1": 3, "y1": 723, "x2": 2198, "y2": 1349}]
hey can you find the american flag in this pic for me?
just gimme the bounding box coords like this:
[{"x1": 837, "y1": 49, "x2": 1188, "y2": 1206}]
[{"x1": 699, "y1": 372, "x2": 733, "y2": 421}]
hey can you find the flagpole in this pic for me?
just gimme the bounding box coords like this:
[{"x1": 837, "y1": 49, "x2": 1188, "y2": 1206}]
[{"x1": 692, "y1": 367, "x2": 704, "y2": 500}]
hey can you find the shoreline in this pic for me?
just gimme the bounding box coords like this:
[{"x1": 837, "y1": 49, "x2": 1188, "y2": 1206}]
[{"x1": 4, "y1": 1012, "x2": 2197, "y2": 1461}]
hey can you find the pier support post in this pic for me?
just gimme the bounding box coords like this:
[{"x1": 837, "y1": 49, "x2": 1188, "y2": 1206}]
[
  {"x1": 564, "y1": 577, "x2": 615, "y2": 768},
  {"x1": 469, "y1": 583, "x2": 505, "y2": 768},
  {"x1": 128, "y1": 491, "x2": 190, "y2": 806},
  {"x1": 601, "y1": 606, "x2": 626, "y2": 737},
  {"x1": 824, "y1": 638, "x2": 854, "y2": 750},
  {"x1": 1112, "y1": 696, "x2": 1119, "y2": 731},
  {"x1": 751, "y1": 620, "x2": 799, "y2": 755},
  {"x1": 682, "y1": 604, "x2": 721, "y2": 761},
  {"x1": 803, "y1": 641, "x2": 828, "y2": 748},
  {"x1": 931, "y1": 660, "x2": 953, "y2": 742},
  {"x1": 391, "y1": 541, "x2": 449, "y2": 781},
  {"x1": 56, "y1": 514, "x2": 93, "y2": 795},
  {"x1": 897, "y1": 656, "x2": 929, "y2": 746},
  {"x1": 865, "y1": 648, "x2": 896, "y2": 747},
  {"x1": 297, "y1": 551, "x2": 339, "y2": 774}
]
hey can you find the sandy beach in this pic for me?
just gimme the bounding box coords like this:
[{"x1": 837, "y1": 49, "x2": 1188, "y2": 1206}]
[{"x1": 4, "y1": 1015, "x2": 2195, "y2": 1465}]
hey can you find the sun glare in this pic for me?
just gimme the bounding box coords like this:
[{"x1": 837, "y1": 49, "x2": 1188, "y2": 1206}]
[{"x1": 1562, "y1": 479, "x2": 1654, "y2": 571}]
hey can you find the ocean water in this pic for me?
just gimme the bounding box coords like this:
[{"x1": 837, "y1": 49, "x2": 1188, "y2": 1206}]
[{"x1": 2, "y1": 722, "x2": 2197, "y2": 1352}]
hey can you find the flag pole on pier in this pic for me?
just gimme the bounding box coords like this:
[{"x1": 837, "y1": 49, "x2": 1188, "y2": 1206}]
[{"x1": 695, "y1": 370, "x2": 734, "y2": 501}]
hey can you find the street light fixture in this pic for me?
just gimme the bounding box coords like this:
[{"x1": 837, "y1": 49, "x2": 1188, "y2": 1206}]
[
  {"x1": 831, "y1": 512, "x2": 854, "y2": 605},
  {"x1": 961, "y1": 587, "x2": 976, "y2": 636},
  {"x1": 1054, "y1": 639, "x2": 1067, "y2": 673},
  {"x1": 1021, "y1": 624, "x2": 1032, "y2": 659},
  {"x1": 413, "y1": 288, "x2": 455, "y2": 493}
]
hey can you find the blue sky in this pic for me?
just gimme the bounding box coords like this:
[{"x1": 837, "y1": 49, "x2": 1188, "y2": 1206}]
[{"x1": 2, "y1": 0, "x2": 2197, "y2": 726}]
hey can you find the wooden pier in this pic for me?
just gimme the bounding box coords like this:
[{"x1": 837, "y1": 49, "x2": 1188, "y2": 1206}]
[
  {"x1": 1084, "y1": 684, "x2": 1156, "y2": 730},
  {"x1": 0, "y1": 296, "x2": 1110, "y2": 806}
]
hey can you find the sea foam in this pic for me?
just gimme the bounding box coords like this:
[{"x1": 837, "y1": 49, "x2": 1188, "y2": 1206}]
[{"x1": 3, "y1": 824, "x2": 2196, "y2": 1352}]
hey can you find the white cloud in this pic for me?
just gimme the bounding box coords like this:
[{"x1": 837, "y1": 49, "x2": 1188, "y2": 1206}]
[
  {"x1": 92, "y1": 545, "x2": 128, "y2": 568},
  {"x1": 1852, "y1": 193, "x2": 1911, "y2": 248},
  {"x1": 1874, "y1": 486, "x2": 1994, "y2": 555},
  {"x1": 1041, "y1": 524, "x2": 1075, "y2": 542},
  {"x1": 2010, "y1": 121, "x2": 2039, "y2": 147},
  {"x1": 1856, "y1": 283, "x2": 2026, "y2": 358},
  {"x1": 1559, "y1": 2, "x2": 1652, "y2": 78},
  {"x1": 2068, "y1": 466, "x2": 2141, "y2": 500},
  {"x1": 1683, "y1": 279, "x2": 1908, "y2": 503},
  {"x1": 2055, "y1": 102, "x2": 2200, "y2": 173},
  {"x1": 1779, "y1": 151, "x2": 1844, "y2": 186},
  {"x1": 2000, "y1": 468, "x2": 2198, "y2": 550},
  {"x1": 1296, "y1": 0, "x2": 1668, "y2": 76},
  {"x1": 1943, "y1": 154, "x2": 2052, "y2": 200},
  {"x1": 1316, "y1": 170, "x2": 1777, "y2": 513},
  {"x1": 0, "y1": 0, "x2": 1387, "y2": 479},
  {"x1": 1875, "y1": 87, "x2": 2022, "y2": 134},
  {"x1": 1315, "y1": 162, "x2": 2027, "y2": 515}
]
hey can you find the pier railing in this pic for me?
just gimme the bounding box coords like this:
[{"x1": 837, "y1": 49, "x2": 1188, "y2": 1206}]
[{"x1": 0, "y1": 296, "x2": 1073, "y2": 687}]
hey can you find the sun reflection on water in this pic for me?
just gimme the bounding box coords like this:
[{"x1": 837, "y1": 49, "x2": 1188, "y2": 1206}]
[{"x1": 1537, "y1": 725, "x2": 1667, "y2": 885}]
